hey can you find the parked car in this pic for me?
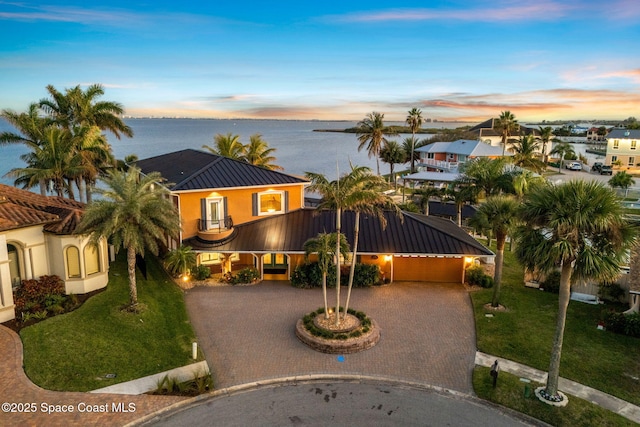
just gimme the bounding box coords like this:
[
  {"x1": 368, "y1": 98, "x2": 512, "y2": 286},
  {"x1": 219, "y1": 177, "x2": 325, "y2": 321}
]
[
  {"x1": 592, "y1": 162, "x2": 603, "y2": 173},
  {"x1": 600, "y1": 165, "x2": 613, "y2": 175},
  {"x1": 565, "y1": 161, "x2": 582, "y2": 171}
]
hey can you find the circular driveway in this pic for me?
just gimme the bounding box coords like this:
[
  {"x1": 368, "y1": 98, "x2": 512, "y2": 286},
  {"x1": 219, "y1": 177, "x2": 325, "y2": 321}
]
[{"x1": 184, "y1": 281, "x2": 476, "y2": 393}]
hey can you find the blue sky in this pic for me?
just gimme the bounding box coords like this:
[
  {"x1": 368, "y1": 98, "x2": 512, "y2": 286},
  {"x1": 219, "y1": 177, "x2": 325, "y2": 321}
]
[{"x1": 1, "y1": 0, "x2": 639, "y2": 122}]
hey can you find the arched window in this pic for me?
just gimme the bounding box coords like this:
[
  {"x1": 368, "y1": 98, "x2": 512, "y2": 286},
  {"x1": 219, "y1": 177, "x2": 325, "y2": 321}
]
[
  {"x1": 7, "y1": 243, "x2": 22, "y2": 288},
  {"x1": 84, "y1": 244, "x2": 100, "y2": 275},
  {"x1": 66, "y1": 246, "x2": 81, "y2": 278}
]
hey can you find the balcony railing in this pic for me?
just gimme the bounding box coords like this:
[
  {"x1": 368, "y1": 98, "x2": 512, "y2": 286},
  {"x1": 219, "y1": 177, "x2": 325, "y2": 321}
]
[
  {"x1": 198, "y1": 216, "x2": 233, "y2": 233},
  {"x1": 418, "y1": 158, "x2": 460, "y2": 171}
]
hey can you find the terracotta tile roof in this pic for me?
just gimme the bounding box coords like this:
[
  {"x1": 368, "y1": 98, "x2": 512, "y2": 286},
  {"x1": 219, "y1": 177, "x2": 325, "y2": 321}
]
[{"x1": 0, "y1": 184, "x2": 85, "y2": 234}]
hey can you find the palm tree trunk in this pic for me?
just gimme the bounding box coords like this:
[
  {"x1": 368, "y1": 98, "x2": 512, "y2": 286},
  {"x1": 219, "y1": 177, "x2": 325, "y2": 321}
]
[
  {"x1": 344, "y1": 211, "x2": 360, "y2": 317},
  {"x1": 335, "y1": 207, "x2": 342, "y2": 326},
  {"x1": 545, "y1": 262, "x2": 573, "y2": 399},
  {"x1": 457, "y1": 203, "x2": 462, "y2": 227},
  {"x1": 39, "y1": 180, "x2": 47, "y2": 196},
  {"x1": 127, "y1": 246, "x2": 139, "y2": 306},
  {"x1": 376, "y1": 157, "x2": 381, "y2": 176},
  {"x1": 322, "y1": 272, "x2": 329, "y2": 319},
  {"x1": 491, "y1": 234, "x2": 505, "y2": 307},
  {"x1": 410, "y1": 135, "x2": 416, "y2": 173}
]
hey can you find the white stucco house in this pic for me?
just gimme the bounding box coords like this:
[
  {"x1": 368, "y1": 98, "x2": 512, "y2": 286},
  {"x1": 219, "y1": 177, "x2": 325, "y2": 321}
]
[{"x1": 0, "y1": 184, "x2": 109, "y2": 322}]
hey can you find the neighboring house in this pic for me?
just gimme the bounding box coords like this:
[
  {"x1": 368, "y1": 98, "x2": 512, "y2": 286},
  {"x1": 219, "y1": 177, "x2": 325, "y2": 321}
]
[
  {"x1": 135, "y1": 149, "x2": 309, "y2": 276},
  {"x1": 605, "y1": 129, "x2": 640, "y2": 169},
  {"x1": 185, "y1": 208, "x2": 494, "y2": 283},
  {"x1": 414, "y1": 139, "x2": 509, "y2": 174},
  {"x1": 468, "y1": 118, "x2": 549, "y2": 157},
  {"x1": 0, "y1": 184, "x2": 109, "y2": 322}
]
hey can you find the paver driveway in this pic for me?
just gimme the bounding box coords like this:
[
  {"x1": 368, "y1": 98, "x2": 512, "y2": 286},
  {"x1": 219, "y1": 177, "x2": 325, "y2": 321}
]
[{"x1": 184, "y1": 281, "x2": 476, "y2": 393}]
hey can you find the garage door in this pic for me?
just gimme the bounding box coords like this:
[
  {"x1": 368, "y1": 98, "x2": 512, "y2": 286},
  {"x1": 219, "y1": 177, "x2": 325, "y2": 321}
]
[{"x1": 393, "y1": 256, "x2": 463, "y2": 282}]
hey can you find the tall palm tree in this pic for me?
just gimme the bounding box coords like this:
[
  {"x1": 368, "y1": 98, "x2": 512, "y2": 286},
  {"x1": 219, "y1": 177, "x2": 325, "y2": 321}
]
[
  {"x1": 75, "y1": 167, "x2": 181, "y2": 308},
  {"x1": 243, "y1": 134, "x2": 283, "y2": 170},
  {"x1": 549, "y1": 142, "x2": 576, "y2": 173},
  {"x1": 39, "y1": 84, "x2": 133, "y2": 139},
  {"x1": 494, "y1": 111, "x2": 519, "y2": 156},
  {"x1": 444, "y1": 182, "x2": 478, "y2": 227},
  {"x1": 202, "y1": 133, "x2": 245, "y2": 159},
  {"x1": 1, "y1": 103, "x2": 53, "y2": 194},
  {"x1": 356, "y1": 112, "x2": 396, "y2": 175},
  {"x1": 306, "y1": 164, "x2": 398, "y2": 325},
  {"x1": 7, "y1": 127, "x2": 86, "y2": 198},
  {"x1": 303, "y1": 232, "x2": 350, "y2": 319},
  {"x1": 609, "y1": 171, "x2": 636, "y2": 197},
  {"x1": 406, "y1": 108, "x2": 423, "y2": 173},
  {"x1": 379, "y1": 140, "x2": 405, "y2": 188},
  {"x1": 470, "y1": 195, "x2": 519, "y2": 307},
  {"x1": 537, "y1": 126, "x2": 560, "y2": 164},
  {"x1": 509, "y1": 134, "x2": 546, "y2": 173},
  {"x1": 514, "y1": 180, "x2": 636, "y2": 403}
]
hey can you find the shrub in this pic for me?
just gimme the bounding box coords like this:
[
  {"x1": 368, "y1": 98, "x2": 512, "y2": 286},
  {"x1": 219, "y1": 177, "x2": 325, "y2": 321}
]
[
  {"x1": 228, "y1": 267, "x2": 260, "y2": 285},
  {"x1": 191, "y1": 265, "x2": 211, "y2": 281},
  {"x1": 13, "y1": 275, "x2": 66, "y2": 321},
  {"x1": 465, "y1": 265, "x2": 493, "y2": 288},
  {"x1": 291, "y1": 262, "x2": 379, "y2": 288},
  {"x1": 350, "y1": 263, "x2": 381, "y2": 287},
  {"x1": 603, "y1": 311, "x2": 640, "y2": 337},
  {"x1": 598, "y1": 282, "x2": 626, "y2": 303},
  {"x1": 541, "y1": 270, "x2": 561, "y2": 293}
]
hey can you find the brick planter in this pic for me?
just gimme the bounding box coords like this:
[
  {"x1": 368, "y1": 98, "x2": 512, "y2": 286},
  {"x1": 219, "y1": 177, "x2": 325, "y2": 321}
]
[{"x1": 295, "y1": 317, "x2": 381, "y2": 354}]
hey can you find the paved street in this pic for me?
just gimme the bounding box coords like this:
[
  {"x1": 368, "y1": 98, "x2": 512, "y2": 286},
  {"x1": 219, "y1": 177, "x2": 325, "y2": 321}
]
[
  {"x1": 144, "y1": 379, "x2": 537, "y2": 427},
  {"x1": 184, "y1": 281, "x2": 476, "y2": 393}
]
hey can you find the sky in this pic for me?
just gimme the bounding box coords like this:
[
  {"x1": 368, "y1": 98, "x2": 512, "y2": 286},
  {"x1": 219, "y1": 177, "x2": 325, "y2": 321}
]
[{"x1": 1, "y1": 0, "x2": 639, "y2": 122}]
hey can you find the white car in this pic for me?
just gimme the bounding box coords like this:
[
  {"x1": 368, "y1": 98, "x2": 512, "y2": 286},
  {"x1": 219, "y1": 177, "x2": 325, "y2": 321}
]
[{"x1": 565, "y1": 161, "x2": 582, "y2": 171}]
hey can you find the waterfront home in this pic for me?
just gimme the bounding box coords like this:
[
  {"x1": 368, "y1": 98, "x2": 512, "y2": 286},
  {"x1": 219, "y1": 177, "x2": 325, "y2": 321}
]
[
  {"x1": 605, "y1": 129, "x2": 640, "y2": 171},
  {"x1": 0, "y1": 184, "x2": 109, "y2": 322},
  {"x1": 137, "y1": 149, "x2": 494, "y2": 283},
  {"x1": 414, "y1": 139, "x2": 509, "y2": 173}
]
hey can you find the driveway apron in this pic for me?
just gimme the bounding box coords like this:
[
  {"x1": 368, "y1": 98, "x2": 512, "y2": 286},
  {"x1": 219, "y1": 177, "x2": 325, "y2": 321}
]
[{"x1": 184, "y1": 281, "x2": 476, "y2": 394}]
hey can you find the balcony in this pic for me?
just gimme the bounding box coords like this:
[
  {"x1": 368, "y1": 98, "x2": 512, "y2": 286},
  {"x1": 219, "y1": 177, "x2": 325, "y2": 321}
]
[
  {"x1": 418, "y1": 158, "x2": 460, "y2": 172},
  {"x1": 197, "y1": 216, "x2": 234, "y2": 242}
]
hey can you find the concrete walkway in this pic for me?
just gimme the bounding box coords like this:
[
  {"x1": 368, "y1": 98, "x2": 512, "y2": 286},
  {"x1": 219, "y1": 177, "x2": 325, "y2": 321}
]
[{"x1": 476, "y1": 352, "x2": 640, "y2": 424}]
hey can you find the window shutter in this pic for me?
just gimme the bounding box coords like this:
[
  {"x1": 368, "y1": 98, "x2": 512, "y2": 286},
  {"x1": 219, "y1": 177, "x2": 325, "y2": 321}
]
[
  {"x1": 252, "y1": 193, "x2": 258, "y2": 216},
  {"x1": 200, "y1": 198, "x2": 206, "y2": 229},
  {"x1": 223, "y1": 197, "x2": 228, "y2": 219},
  {"x1": 284, "y1": 191, "x2": 289, "y2": 212}
]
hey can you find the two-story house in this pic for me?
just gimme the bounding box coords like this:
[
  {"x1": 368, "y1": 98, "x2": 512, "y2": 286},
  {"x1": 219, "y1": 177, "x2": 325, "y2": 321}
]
[
  {"x1": 136, "y1": 149, "x2": 494, "y2": 284},
  {"x1": 0, "y1": 184, "x2": 109, "y2": 322},
  {"x1": 605, "y1": 129, "x2": 640, "y2": 170}
]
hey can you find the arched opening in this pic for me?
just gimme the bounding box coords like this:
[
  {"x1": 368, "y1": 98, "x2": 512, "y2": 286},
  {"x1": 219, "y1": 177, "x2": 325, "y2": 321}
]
[
  {"x1": 65, "y1": 246, "x2": 81, "y2": 279},
  {"x1": 84, "y1": 244, "x2": 101, "y2": 275},
  {"x1": 7, "y1": 243, "x2": 23, "y2": 289}
]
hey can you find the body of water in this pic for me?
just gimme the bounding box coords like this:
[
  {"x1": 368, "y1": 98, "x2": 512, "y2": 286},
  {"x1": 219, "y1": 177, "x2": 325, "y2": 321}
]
[{"x1": 0, "y1": 119, "x2": 472, "y2": 187}]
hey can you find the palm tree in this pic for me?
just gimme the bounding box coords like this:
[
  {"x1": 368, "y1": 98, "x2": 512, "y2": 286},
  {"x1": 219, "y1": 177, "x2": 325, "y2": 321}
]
[
  {"x1": 243, "y1": 134, "x2": 283, "y2": 170},
  {"x1": 444, "y1": 182, "x2": 478, "y2": 227},
  {"x1": 406, "y1": 108, "x2": 423, "y2": 173},
  {"x1": 75, "y1": 167, "x2": 181, "y2": 308},
  {"x1": 7, "y1": 127, "x2": 86, "y2": 198},
  {"x1": 537, "y1": 126, "x2": 560, "y2": 164},
  {"x1": 514, "y1": 180, "x2": 636, "y2": 403},
  {"x1": 412, "y1": 186, "x2": 442, "y2": 215},
  {"x1": 202, "y1": 133, "x2": 245, "y2": 159},
  {"x1": 470, "y1": 195, "x2": 519, "y2": 307},
  {"x1": 549, "y1": 142, "x2": 576, "y2": 173},
  {"x1": 164, "y1": 245, "x2": 197, "y2": 278},
  {"x1": 356, "y1": 112, "x2": 396, "y2": 175},
  {"x1": 306, "y1": 164, "x2": 397, "y2": 325},
  {"x1": 1, "y1": 103, "x2": 53, "y2": 195},
  {"x1": 303, "y1": 232, "x2": 350, "y2": 319},
  {"x1": 494, "y1": 111, "x2": 519, "y2": 156},
  {"x1": 609, "y1": 171, "x2": 636, "y2": 197},
  {"x1": 509, "y1": 134, "x2": 546, "y2": 173},
  {"x1": 379, "y1": 140, "x2": 405, "y2": 188},
  {"x1": 458, "y1": 157, "x2": 511, "y2": 199},
  {"x1": 39, "y1": 84, "x2": 133, "y2": 139}
]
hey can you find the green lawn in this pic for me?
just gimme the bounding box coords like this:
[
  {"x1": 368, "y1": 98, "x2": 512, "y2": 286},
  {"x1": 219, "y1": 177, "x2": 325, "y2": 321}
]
[
  {"x1": 470, "y1": 246, "x2": 640, "y2": 407},
  {"x1": 20, "y1": 253, "x2": 197, "y2": 392}
]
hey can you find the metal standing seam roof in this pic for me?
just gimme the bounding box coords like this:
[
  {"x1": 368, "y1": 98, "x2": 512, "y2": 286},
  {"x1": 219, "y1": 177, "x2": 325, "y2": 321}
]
[
  {"x1": 184, "y1": 208, "x2": 493, "y2": 257},
  {"x1": 134, "y1": 149, "x2": 308, "y2": 191},
  {"x1": 416, "y1": 140, "x2": 510, "y2": 157},
  {"x1": 606, "y1": 129, "x2": 640, "y2": 139}
]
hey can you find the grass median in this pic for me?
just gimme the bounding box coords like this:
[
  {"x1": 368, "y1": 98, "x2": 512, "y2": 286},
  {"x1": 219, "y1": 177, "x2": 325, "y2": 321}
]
[{"x1": 20, "y1": 252, "x2": 197, "y2": 392}]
